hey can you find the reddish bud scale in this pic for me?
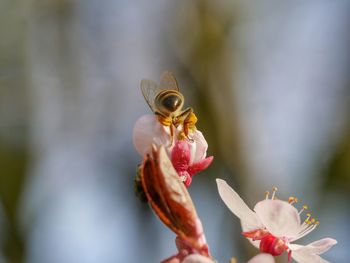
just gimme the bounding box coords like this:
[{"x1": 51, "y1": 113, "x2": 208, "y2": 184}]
[
  {"x1": 242, "y1": 229, "x2": 290, "y2": 261},
  {"x1": 259, "y1": 234, "x2": 288, "y2": 256}
]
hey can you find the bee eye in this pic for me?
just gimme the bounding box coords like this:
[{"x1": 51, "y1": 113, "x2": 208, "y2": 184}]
[{"x1": 162, "y1": 95, "x2": 182, "y2": 111}]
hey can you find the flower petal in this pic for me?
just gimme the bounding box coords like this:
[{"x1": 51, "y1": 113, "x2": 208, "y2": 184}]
[
  {"x1": 182, "y1": 254, "x2": 215, "y2": 263},
  {"x1": 289, "y1": 238, "x2": 337, "y2": 255},
  {"x1": 216, "y1": 179, "x2": 262, "y2": 230},
  {"x1": 290, "y1": 248, "x2": 331, "y2": 263},
  {"x1": 133, "y1": 114, "x2": 171, "y2": 156},
  {"x1": 254, "y1": 200, "x2": 301, "y2": 238},
  {"x1": 188, "y1": 156, "x2": 214, "y2": 176},
  {"x1": 191, "y1": 130, "x2": 208, "y2": 163},
  {"x1": 171, "y1": 140, "x2": 191, "y2": 172},
  {"x1": 247, "y1": 253, "x2": 275, "y2": 263}
]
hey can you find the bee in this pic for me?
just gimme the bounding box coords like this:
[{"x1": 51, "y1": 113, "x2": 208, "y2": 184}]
[{"x1": 141, "y1": 71, "x2": 197, "y2": 141}]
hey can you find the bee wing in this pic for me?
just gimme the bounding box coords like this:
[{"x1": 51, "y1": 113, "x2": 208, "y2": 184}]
[
  {"x1": 141, "y1": 145, "x2": 208, "y2": 253},
  {"x1": 140, "y1": 79, "x2": 160, "y2": 112},
  {"x1": 159, "y1": 71, "x2": 179, "y2": 91}
]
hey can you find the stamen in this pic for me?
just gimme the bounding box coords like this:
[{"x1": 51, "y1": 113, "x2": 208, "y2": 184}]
[
  {"x1": 265, "y1": 191, "x2": 270, "y2": 200},
  {"x1": 306, "y1": 213, "x2": 311, "y2": 220},
  {"x1": 301, "y1": 213, "x2": 313, "y2": 229},
  {"x1": 271, "y1": 187, "x2": 278, "y2": 200},
  {"x1": 294, "y1": 217, "x2": 320, "y2": 242},
  {"x1": 289, "y1": 196, "x2": 298, "y2": 205},
  {"x1": 298, "y1": 204, "x2": 308, "y2": 215},
  {"x1": 295, "y1": 223, "x2": 318, "y2": 241}
]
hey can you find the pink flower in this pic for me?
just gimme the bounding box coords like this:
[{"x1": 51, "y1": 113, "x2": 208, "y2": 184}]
[
  {"x1": 216, "y1": 179, "x2": 337, "y2": 263},
  {"x1": 133, "y1": 114, "x2": 213, "y2": 186},
  {"x1": 171, "y1": 140, "x2": 213, "y2": 187}
]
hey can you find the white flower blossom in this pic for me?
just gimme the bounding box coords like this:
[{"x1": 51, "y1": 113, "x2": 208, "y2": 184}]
[{"x1": 216, "y1": 179, "x2": 337, "y2": 263}]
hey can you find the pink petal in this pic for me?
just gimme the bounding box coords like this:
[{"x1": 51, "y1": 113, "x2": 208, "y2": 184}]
[
  {"x1": 191, "y1": 130, "x2": 208, "y2": 163},
  {"x1": 133, "y1": 114, "x2": 171, "y2": 156},
  {"x1": 171, "y1": 140, "x2": 191, "y2": 172},
  {"x1": 289, "y1": 238, "x2": 337, "y2": 255},
  {"x1": 247, "y1": 253, "x2": 275, "y2": 263},
  {"x1": 188, "y1": 156, "x2": 213, "y2": 176},
  {"x1": 216, "y1": 179, "x2": 262, "y2": 230},
  {"x1": 254, "y1": 200, "x2": 302, "y2": 239},
  {"x1": 182, "y1": 254, "x2": 215, "y2": 263}
]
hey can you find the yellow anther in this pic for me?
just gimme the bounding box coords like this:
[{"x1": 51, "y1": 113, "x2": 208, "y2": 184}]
[
  {"x1": 289, "y1": 196, "x2": 298, "y2": 204},
  {"x1": 272, "y1": 187, "x2": 278, "y2": 192},
  {"x1": 310, "y1": 218, "x2": 316, "y2": 224},
  {"x1": 306, "y1": 213, "x2": 311, "y2": 217},
  {"x1": 315, "y1": 221, "x2": 320, "y2": 225},
  {"x1": 305, "y1": 219, "x2": 311, "y2": 225},
  {"x1": 302, "y1": 205, "x2": 308, "y2": 210}
]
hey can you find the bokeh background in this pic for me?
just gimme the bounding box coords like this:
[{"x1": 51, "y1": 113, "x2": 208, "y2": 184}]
[{"x1": 1, "y1": 0, "x2": 349, "y2": 262}]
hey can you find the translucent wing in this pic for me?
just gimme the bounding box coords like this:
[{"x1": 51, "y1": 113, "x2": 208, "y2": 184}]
[
  {"x1": 140, "y1": 79, "x2": 160, "y2": 112},
  {"x1": 159, "y1": 71, "x2": 179, "y2": 91}
]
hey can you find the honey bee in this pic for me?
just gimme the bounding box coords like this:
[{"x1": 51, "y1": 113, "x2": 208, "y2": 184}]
[{"x1": 141, "y1": 71, "x2": 197, "y2": 141}]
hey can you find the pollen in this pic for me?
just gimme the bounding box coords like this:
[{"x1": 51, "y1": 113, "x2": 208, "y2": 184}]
[
  {"x1": 304, "y1": 219, "x2": 310, "y2": 224},
  {"x1": 289, "y1": 196, "x2": 298, "y2": 205}
]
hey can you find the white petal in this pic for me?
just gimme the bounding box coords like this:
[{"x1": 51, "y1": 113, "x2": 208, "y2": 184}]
[
  {"x1": 191, "y1": 130, "x2": 208, "y2": 163},
  {"x1": 291, "y1": 248, "x2": 330, "y2": 263},
  {"x1": 216, "y1": 179, "x2": 262, "y2": 230},
  {"x1": 254, "y1": 200, "x2": 302, "y2": 238},
  {"x1": 289, "y1": 238, "x2": 337, "y2": 255},
  {"x1": 247, "y1": 253, "x2": 275, "y2": 263},
  {"x1": 133, "y1": 114, "x2": 171, "y2": 156},
  {"x1": 182, "y1": 254, "x2": 215, "y2": 263}
]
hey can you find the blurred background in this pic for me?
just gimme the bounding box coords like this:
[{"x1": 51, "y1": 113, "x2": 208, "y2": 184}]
[{"x1": 1, "y1": 0, "x2": 349, "y2": 262}]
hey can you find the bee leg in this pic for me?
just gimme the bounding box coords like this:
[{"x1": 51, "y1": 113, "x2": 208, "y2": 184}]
[
  {"x1": 155, "y1": 112, "x2": 175, "y2": 146},
  {"x1": 169, "y1": 124, "x2": 175, "y2": 147},
  {"x1": 176, "y1": 108, "x2": 194, "y2": 140},
  {"x1": 183, "y1": 123, "x2": 194, "y2": 143},
  {"x1": 183, "y1": 111, "x2": 198, "y2": 142}
]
